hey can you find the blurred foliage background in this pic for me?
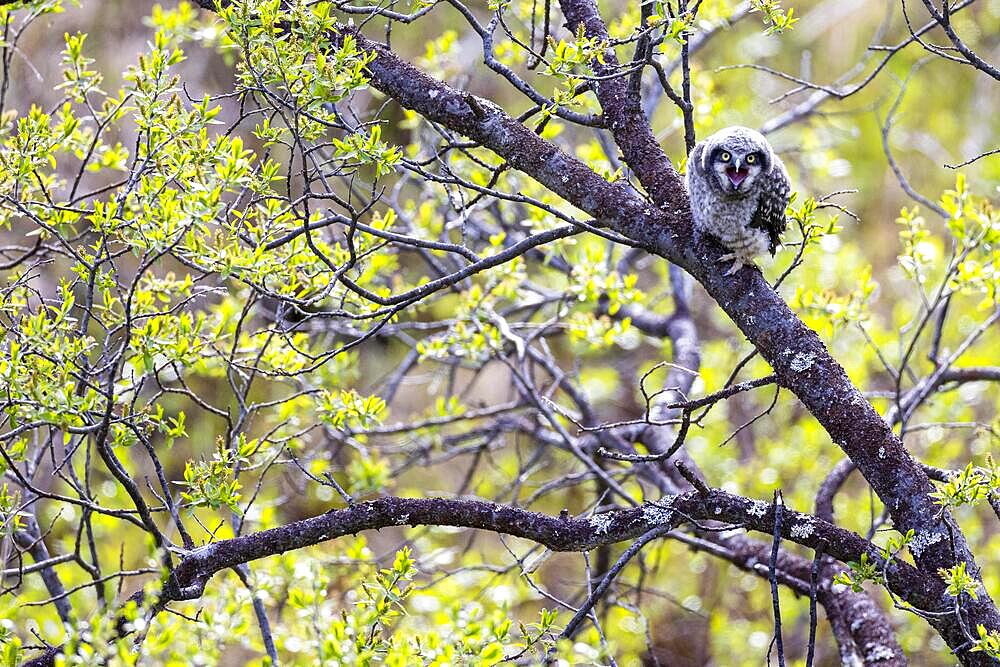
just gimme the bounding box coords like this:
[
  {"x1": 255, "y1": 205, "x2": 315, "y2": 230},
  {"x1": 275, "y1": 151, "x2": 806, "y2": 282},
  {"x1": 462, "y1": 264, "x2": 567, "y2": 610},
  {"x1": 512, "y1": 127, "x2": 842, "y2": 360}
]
[{"x1": 1, "y1": 0, "x2": 999, "y2": 665}]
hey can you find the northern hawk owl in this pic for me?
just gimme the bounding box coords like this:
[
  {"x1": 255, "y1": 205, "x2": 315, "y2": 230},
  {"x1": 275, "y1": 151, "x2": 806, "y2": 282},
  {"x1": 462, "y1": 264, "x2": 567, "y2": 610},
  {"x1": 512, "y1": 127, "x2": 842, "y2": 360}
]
[{"x1": 686, "y1": 126, "x2": 791, "y2": 275}]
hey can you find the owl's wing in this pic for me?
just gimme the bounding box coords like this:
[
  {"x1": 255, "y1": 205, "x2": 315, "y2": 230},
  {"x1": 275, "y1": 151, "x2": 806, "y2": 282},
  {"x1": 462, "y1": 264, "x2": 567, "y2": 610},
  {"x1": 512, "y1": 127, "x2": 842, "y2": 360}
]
[{"x1": 748, "y1": 158, "x2": 790, "y2": 255}]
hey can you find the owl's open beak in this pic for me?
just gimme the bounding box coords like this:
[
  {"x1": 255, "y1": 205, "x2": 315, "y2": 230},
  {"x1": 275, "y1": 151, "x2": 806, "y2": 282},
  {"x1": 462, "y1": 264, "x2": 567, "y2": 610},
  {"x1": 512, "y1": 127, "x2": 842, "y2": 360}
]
[{"x1": 726, "y1": 165, "x2": 749, "y2": 188}]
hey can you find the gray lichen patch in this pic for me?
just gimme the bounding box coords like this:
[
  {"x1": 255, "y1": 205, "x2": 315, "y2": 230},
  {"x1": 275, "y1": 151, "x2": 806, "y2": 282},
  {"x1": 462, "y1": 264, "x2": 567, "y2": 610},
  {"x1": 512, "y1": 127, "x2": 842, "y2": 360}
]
[
  {"x1": 643, "y1": 500, "x2": 674, "y2": 525},
  {"x1": 588, "y1": 512, "x2": 615, "y2": 535},
  {"x1": 908, "y1": 529, "x2": 945, "y2": 558},
  {"x1": 747, "y1": 500, "x2": 769, "y2": 517},
  {"x1": 790, "y1": 351, "x2": 817, "y2": 373},
  {"x1": 790, "y1": 519, "x2": 815, "y2": 540},
  {"x1": 864, "y1": 644, "x2": 897, "y2": 663}
]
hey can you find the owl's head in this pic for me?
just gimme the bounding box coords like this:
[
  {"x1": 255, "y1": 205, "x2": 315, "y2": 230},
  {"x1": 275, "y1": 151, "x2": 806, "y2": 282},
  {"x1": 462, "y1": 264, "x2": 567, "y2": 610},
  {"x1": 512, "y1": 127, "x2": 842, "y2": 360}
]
[{"x1": 699, "y1": 126, "x2": 775, "y2": 196}]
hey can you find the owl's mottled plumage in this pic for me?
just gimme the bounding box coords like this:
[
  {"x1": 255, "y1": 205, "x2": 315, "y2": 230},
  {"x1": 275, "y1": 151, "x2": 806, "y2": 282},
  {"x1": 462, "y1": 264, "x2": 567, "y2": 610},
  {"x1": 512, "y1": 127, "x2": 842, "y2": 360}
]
[{"x1": 686, "y1": 126, "x2": 791, "y2": 275}]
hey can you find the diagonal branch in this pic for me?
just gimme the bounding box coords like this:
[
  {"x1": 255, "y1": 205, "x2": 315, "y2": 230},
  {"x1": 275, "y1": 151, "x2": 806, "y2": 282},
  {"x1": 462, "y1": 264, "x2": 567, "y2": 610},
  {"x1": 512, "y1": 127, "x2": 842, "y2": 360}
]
[
  {"x1": 558, "y1": 0, "x2": 686, "y2": 206},
  {"x1": 547, "y1": 2, "x2": 996, "y2": 657},
  {"x1": 919, "y1": 0, "x2": 1000, "y2": 81}
]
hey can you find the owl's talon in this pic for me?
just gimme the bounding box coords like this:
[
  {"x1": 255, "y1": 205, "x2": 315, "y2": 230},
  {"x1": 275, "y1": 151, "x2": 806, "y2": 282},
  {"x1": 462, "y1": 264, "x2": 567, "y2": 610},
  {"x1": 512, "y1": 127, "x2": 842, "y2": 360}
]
[
  {"x1": 717, "y1": 252, "x2": 736, "y2": 263},
  {"x1": 724, "y1": 260, "x2": 744, "y2": 276}
]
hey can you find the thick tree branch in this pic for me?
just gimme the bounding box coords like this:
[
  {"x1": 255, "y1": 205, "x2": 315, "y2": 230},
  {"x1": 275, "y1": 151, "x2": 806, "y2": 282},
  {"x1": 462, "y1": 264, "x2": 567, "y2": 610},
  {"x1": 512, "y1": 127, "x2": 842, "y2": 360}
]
[
  {"x1": 558, "y1": 0, "x2": 685, "y2": 207},
  {"x1": 23, "y1": 489, "x2": 945, "y2": 666}
]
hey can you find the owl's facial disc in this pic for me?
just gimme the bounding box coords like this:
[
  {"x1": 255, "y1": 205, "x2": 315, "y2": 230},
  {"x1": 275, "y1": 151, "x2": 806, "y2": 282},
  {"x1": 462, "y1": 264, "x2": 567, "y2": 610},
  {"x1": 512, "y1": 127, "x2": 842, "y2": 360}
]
[{"x1": 710, "y1": 146, "x2": 762, "y2": 194}]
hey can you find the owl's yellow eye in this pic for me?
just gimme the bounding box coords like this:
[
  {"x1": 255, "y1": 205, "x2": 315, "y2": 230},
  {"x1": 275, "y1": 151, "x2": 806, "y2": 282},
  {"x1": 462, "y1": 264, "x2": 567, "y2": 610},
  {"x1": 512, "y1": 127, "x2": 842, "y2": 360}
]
[
  {"x1": 746, "y1": 154, "x2": 756, "y2": 164},
  {"x1": 720, "y1": 152, "x2": 731, "y2": 162}
]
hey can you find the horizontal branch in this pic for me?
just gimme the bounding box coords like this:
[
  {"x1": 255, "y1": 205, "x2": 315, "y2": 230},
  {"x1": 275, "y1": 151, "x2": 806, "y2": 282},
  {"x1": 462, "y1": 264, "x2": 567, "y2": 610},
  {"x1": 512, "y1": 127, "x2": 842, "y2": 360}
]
[
  {"x1": 157, "y1": 492, "x2": 946, "y2": 615},
  {"x1": 26, "y1": 489, "x2": 948, "y2": 666}
]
